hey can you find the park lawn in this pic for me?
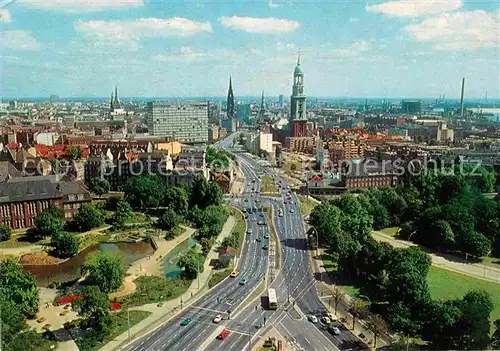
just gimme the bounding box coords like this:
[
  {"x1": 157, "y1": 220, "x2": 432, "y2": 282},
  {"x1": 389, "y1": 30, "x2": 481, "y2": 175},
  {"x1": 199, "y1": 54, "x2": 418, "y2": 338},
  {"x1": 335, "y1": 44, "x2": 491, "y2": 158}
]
[
  {"x1": 378, "y1": 227, "x2": 400, "y2": 237},
  {"x1": 297, "y1": 195, "x2": 318, "y2": 217},
  {"x1": 0, "y1": 235, "x2": 47, "y2": 249},
  {"x1": 321, "y1": 253, "x2": 360, "y2": 297},
  {"x1": 77, "y1": 233, "x2": 110, "y2": 251},
  {"x1": 261, "y1": 176, "x2": 279, "y2": 193},
  {"x1": 208, "y1": 268, "x2": 233, "y2": 288},
  {"x1": 72, "y1": 310, "x2": 152, "y2": 351},
  {"x1": 120, "y1": 276, "x2": 192, "y2": 307},
  {"x1": 427, "y1": 266, "x2": 500, "y2": 322}
]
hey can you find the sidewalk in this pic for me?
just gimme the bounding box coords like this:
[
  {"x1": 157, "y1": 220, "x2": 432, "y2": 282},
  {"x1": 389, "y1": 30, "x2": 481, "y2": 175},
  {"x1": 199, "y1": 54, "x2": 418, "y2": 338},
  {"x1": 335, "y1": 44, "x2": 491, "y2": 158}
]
[
  {"x1": 309, "y1": 250, "x2": 388, "y2": 349},
  {"x1": 372, "y1": 231, "x2": 500, "y2": 283},
  {"x1": 101, "y1": 216, "x2": 236, "y2": 351}
]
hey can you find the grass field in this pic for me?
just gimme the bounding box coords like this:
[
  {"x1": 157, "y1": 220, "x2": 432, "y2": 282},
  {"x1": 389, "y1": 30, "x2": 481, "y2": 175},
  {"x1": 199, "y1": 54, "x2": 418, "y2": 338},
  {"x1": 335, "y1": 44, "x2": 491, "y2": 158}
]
[
  {"x1": 0, "y1": 235, "x2": 47, "y2": 249},
  {"x1": 378, "y1": 227, "x2": 400, "y2": 237},
  {"x1": 208, "y1": 268, "x2": 233, "y2": 288},
  {"x1": 260, "y1": 176, "x2": 279, "y2": 193},
  {"x1": 297, "y1": 195, "x2": 318, "y2": 217},
  {"x1": 427, "y1": 266, "x2": 500, "y2": 322},
  {"x1": 120, "y1": 276, "x2": 192, "y2": 307},
  {"x1": 229, "y1": 207, "x2": 246, "y2": 256}
]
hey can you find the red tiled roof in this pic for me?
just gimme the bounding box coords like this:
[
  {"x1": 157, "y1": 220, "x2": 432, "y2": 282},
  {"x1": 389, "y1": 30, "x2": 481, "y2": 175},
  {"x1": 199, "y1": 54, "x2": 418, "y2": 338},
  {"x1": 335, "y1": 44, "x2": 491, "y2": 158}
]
[{"x1": 310, "y1": 175, "x2": 323, "y2": 182}]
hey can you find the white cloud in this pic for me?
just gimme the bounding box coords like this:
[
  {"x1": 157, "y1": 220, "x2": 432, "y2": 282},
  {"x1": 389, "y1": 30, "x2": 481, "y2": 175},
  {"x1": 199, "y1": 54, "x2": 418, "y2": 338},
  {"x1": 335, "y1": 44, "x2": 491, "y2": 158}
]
[
  {"x1": 0, "y1": 9, "x2": 12, "y2": 23},
  {"x1": 349, "y1": 17, "x2": 359, "y2": 23},
  {"x1": 348, "y1": 40, "x2": 371, "y2": 52},
  {"x1": 277, "y1": 41, "x2": 297, "y2": 50},
  {"x1": 250, "y1": 48, "x2": 265, "y2": 56},
  {"x1": 75, "y1": 18, "x2": 212, "y2": 49},
  {"x1": 219, "y1": 16, "x2": 300, "y2": 34},
  {"x1": 153, "y1": 46, "x2": 208, "y2": 62},
  {"x1": 20, "y1": 0, "x2": 144, "y2": 13},
  {"x1": 405, "y1": 10, "x2": 500, "y2": 50},
  {"x1": 366, "y1": 0, "x2": 463, "y2": 18},
  {"x1": 268, "y1": 1, "x2": 279, "y2": 9},
  {"x1": 0, "y1": 30, "x2": 41, "y2": 51}
]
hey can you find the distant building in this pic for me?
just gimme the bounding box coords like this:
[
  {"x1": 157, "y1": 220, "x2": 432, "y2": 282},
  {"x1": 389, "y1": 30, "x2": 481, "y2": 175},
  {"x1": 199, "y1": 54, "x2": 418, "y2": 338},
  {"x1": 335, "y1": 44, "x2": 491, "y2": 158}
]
[
  {"x1": 208, "y1": 125, "x2": 220, "y2": 142},
  {"x1": 147, "y1": 101, "x2": 209, "y2": 143},
  {"x1": 227, "y1": 77, "x2": 235, "y2": 119},
  {"x1": 279, "y1": 94, "x2": 284, "y2": 108},
  {"x1": 109, "y1": 85, "x2": 126, "y2": 121},
  {"x1": 220, "y1": 118, "x2": 236, "y2": 133},
  {"x1": 401, "y1": 100, "x2": 421, "y2": 115},
  {"x1": 0, "y1": 176, "x2": 91, "y2": 229},
  {"x1": 257, "y1": 132, "x2": 273, "y2": 154}
]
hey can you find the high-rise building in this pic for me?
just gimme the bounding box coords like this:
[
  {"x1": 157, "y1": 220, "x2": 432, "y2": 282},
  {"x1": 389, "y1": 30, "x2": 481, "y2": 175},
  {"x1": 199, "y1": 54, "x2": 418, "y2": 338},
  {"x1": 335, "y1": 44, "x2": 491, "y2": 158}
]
[
  {"x1": 401, "y1": 100, "x2": 421, "y2": 115},
  {"x1": 279, "y1": 94, "x2": 284, "y2": 108},
  {"x1": 260, "y1": 91, "x2": 265, "y2": 117},
  {"x1": 290, "y1": 52, "x2": 308, "y2": 137},
  {"x1": 227, "y1": 76, "x2": 234, "y2": 118},
  {"x1": 147, "y1": 101, "x2": 209, "y2": 143}
]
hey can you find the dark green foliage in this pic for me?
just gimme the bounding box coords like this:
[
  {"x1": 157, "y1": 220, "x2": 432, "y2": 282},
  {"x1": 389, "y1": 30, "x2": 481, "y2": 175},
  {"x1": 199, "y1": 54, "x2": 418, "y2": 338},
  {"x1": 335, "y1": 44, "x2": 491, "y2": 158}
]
[
  {"x1": 87, "y1": 177, "x2": 110, "y2": 197},
  {"x1": 124, "y1": 175, "x2": 165, "y2": 209},
  {"x1": 177, "y1": 248, "x2": 204, "y2": 279},
  {"x1": 81, "y1": 251, "x2": 125, "y2": 293},
  {"x1": 0, "y1": 260, "x2": 39, "y2": 317},
  {"x1": 163, "y1": 187, "x2": 189, "y2": 216},
  {"x1": 73, "y1": 204, "x2": 105, "y2": 232},
  {"x1": 72, "y1": 285, "x2": 111, "y2": 334},
  {"x1": 0, "y1": 223, "x2": 12, "y2": 241},
  {"x1": 34, "y1": 205, "x2": 63, "y2": 237},
  {"x1": 50, "y1": 231, "x2": 79, "y2": 258},
  {"x1": 111, "y1": 198, "x2": 133, "y2": 227},
  {"x1": 158, "y1": 208, "x2": 182, "y2": 231},
  {"x1": 189, "y1": 175, "x2": 223, "y2": 209}
]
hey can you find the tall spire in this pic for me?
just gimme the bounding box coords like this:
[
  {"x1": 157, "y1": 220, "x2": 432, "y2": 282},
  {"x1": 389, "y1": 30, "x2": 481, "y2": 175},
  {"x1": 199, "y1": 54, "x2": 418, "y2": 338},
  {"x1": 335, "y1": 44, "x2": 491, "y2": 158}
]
[
  {"x1": 297, "y1": 49, "x2": 301, "y2": 66},
  {"x1": 110, "y1": 92, "x2": 114, "y2": 110},
  {"x1": 227, "y1": 75, "x2": 234, "y2": 119},
  {"x1": 260, "y1": 90, "x2": 265, "y2": 117}
]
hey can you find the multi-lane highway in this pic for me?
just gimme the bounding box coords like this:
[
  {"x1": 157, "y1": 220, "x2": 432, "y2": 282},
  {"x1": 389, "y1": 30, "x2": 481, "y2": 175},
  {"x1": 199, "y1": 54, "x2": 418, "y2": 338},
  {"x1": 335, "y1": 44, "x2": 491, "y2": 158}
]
[
  {"x1": 209, "y1": 151, "x2": 366, "y2": 351},
  {"x1": 123, "y1": 161, "x2": 269, "y2": 351},
  {"x1": 123, "y1": 133, "x2": 366, "y2": 351}
]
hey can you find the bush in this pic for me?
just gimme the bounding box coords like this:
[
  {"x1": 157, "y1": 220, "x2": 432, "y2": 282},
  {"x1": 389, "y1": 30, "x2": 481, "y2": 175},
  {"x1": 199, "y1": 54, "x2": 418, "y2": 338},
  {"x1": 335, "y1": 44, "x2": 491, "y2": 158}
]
[
  {"x1": 73, "y1": 204, "x2": 105, "y2": 232},
  {"x1": 0, "y1": 224, "x2": 12, "y2": 241},
  {"x1": 50, "y1": 232, "x2": 79, "y2": 258}
]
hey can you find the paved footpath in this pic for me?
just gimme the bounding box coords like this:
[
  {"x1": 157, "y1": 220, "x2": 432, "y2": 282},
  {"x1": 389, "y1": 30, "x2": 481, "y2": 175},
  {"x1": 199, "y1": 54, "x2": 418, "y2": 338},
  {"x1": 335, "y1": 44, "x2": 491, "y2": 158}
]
[
  {"x1": 101, "y1": 216, "x2": 236, "y2": 351},
  {"x1": 372, "y1": 231, "x2": 500, "y2": 283}
]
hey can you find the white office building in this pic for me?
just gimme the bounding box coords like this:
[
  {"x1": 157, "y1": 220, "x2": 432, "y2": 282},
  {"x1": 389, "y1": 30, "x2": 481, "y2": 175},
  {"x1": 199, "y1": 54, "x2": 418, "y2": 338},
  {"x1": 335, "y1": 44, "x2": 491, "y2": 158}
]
[{"x1": 147, "y1": 101, "x2": 209, "y2": 143}]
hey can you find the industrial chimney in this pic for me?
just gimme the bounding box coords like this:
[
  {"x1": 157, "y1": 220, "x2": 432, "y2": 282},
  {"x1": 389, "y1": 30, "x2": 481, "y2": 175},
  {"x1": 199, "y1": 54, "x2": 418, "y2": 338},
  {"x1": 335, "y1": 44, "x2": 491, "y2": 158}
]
[{"x1": 460, "y1": 78, "x2": 465, "y2": 117}]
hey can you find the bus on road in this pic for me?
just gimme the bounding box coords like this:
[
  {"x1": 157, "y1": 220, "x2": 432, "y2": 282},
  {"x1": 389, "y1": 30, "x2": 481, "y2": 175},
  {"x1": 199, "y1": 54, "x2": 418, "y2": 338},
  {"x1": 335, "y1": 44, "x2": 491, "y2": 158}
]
[{"x1": 268, "y1": 288, "x2": 277, "y2": 310}]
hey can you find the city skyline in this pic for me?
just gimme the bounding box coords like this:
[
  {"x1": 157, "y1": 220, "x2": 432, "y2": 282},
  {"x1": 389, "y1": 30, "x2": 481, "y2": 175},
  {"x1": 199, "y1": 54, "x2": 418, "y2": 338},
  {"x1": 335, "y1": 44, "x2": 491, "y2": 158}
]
[{"x1": 0, "y1": 0, "x2": 499, "y2": 98}]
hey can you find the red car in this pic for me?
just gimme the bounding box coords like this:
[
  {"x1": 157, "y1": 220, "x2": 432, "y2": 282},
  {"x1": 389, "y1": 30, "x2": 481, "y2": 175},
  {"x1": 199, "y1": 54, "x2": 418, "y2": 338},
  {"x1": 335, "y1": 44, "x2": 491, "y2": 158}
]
[
  {"x1": 284, "y1": 200, "x2": 288, "y2": 204},
  {"x1": 217, "y1": 329, "x2": 230, "y2": 340}
]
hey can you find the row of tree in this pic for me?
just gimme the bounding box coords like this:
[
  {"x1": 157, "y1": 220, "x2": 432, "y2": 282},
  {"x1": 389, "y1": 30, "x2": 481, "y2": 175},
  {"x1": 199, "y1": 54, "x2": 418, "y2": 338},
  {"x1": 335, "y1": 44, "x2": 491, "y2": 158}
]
[{"x1": 310, "y1": 191, "x2": 498, "y2": 349}]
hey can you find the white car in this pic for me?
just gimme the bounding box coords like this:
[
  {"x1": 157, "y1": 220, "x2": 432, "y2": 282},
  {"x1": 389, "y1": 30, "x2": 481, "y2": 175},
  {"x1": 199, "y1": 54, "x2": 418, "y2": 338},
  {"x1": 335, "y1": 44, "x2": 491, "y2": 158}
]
[
  {"x1": 289, "y1": 209, "x2": 295, "y2": 213},
  {"x1": 213, "y1": 315, "x2": 223, "y2": 323},
  {"x1": 308, "y1": 315, "x2": 318, "y2": 323},
  {"x1": 247, "y1": 229, "x2": 252, "y2": 234},
  {"x1": 329, "y1": 326, "x2": 341, "y2": 335},
  {"x1": 326, "y1": 313, "x2": 338, "y2": 321}
]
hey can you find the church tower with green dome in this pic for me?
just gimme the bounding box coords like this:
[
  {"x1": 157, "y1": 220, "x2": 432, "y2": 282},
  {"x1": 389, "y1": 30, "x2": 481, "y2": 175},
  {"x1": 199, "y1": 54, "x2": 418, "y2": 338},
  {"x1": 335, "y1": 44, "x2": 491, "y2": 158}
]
[{"x1": 290, "y1": 51, "x2": 308, "y2": 137}]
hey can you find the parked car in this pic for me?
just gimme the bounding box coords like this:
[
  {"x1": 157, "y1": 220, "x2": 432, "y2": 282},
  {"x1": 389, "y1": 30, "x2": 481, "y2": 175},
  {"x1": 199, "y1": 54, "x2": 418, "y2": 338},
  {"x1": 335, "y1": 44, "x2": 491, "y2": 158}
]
[
  {"x1": 213, "y1": 315, "x2": 223, "y2": 323},
  {"x1": 308, "y1": 315, "x2": 318, "y2": 323}
]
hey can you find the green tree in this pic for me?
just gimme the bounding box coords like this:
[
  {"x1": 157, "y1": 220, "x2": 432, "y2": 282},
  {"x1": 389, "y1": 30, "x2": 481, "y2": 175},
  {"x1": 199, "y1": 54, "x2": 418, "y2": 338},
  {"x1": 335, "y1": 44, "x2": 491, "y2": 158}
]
[
  {"x1": 421, "y1": 299, "x2": 462, "y2": 348},
  {"x1": 189, "y1": 175, "x2": 223, "y2": 208},
  {"x1": 163, "y1": 187, "x2": 189, "y2": 215},
  {"x1": 87, "y1": 177, "x2": 110, "y2": 198},
  {"x1": 50, "y1": 231, "x2": 79, "y2": 258},
  {"x1": 81, "y1": 251, "x2": 125, "y2": 293},
  {"x1": 111, "y1": 198, "x2": 133, "y2": 227},
  {"x1": 492, "y1": 319, "x2": 500, "y2": 350},
  {"x1": 72, "y1": 285, "x2": 111, "y2": 335},
  {"x1": 124, "y1": 175, "x2": 165, "y2": 209},
  {"x1": 459, "y1": 231, "x2": 491, "y2": 258},
  {"x1": 73, "y1": 204, "x2": 105, "y2": 232},
  {"x1": 177, "y1": 248, "x2": 204, "y2": 279},
  {"x1": 0, "y1": 260, "x2": 39, "y2": 316},
  {"x1": 386, "y1": 247, "x2": 431, "y2": 306},
  {"x1": 387, "y1": 302, "x2": 423, "y2": 337},
  {"x1": 453, "y1": 290, "x2": 493, "y2": 350},
  {"x1": 199, "y1": 237, "x2": 215, "y2": 255},
  {"x1": 0, "y1": 223, "x2": 12, "y2": 241},
  {"x1": 158, "y1": 208, "x2": 182, "y2": 231},
  {"x1": 34, "y1": 205, "x2": 63, "y2": 237},
  {"x1": 309, "y1": 202, "x2": 342, "y2": 245},
  {"x1": 0, "y1": 292, "x2": 26, "y2": 346},
  {"x1": 204, "y1": 182, "x2": 224, "y2": 207},
  {"x1": 67, "y1": 146, "x2": 83, "y2": 160}
]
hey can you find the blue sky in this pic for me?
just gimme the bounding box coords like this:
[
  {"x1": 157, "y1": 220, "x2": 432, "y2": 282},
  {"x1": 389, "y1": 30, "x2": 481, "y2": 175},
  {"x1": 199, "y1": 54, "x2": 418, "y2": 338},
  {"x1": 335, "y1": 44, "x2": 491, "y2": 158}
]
[{"x1": 0, "y1": 0, "x2": 498, "y2": 98}]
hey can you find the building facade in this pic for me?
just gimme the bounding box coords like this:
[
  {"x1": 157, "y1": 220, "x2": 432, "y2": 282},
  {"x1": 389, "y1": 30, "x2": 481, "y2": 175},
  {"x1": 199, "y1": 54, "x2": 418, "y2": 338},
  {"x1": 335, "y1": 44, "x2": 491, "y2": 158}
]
[
  {"x1": 290, "y1": 52, "x2": 308, "y2": 138},
  {"x1": 147, "y1": 102, "x2": 209, "y2": 143}
]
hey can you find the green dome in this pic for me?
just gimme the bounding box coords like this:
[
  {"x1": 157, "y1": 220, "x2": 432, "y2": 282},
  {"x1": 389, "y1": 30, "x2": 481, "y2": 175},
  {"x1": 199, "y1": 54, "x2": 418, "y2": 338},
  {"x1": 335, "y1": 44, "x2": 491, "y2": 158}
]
[{"x1": 294, "y1": 65, "x2": 303, "y2": 75}]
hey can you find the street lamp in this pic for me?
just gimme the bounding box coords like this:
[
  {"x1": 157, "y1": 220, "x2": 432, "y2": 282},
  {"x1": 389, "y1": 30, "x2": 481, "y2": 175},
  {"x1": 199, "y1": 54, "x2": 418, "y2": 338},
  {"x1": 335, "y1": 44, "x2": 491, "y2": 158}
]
[{"x1": 309, "y1": 226, "x2": 319, "y2": 258}]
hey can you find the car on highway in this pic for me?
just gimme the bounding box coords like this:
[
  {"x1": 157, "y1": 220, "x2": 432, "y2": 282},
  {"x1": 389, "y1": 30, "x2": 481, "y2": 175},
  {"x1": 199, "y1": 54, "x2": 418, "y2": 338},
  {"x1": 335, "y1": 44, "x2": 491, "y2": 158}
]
[
  {"x1": 213, "y1": 315, "x2": 223, "y2": 323},
  {"x1": 326, "y1": 313, "x2": 338, "y2": 321},
  {"x1": 320, "y1": 316, "x2": 331, "y2": 325},
  {"x1": 264, "y1": 233, "x2": 270, "y2": 239},
  {"x1": 308, "y1": 315, "x2": 318, "y2": 323},
  {"x1": 328, "y1": 325, "x2": 341, "y2": 335},
  {"x1": 289, "y1": 209, "x2": 295, "y2": 213},
  {"x1": 244, "y1": 215, "x2": 248, "y2": 219},
  {"x1": 260, "y1": 213, "x2": 264, "y2": 217},
  {"x1": 256, "y1": 236, "x2": 262, "y2": 242},
  {"x1": 251, "y1": 194, "x2": 254, "y2": 197},
  {"x1": 257, "y1": 220, "x2": 264, "y2": 225},
  {"x1": 262, "y1": 244, "x2": 268, "y2": 250},
  {"x1": 180, "y1": 317, "x2": 192, "y2": 326},
  {"x1": 239, "y1": 277, "x2": 248, "y2": 285},
  {"x1": 283, "y1": 200, "x2": 288, "y2": 204},
  {"x1": 246, "y1": 229, "x2": 252, "y2": 234},
  {"x1": 230, "y1": 270, "x2": 240, "y2": 278},
  {"x1": 242, "y1": 207, "x2": 247, "y2": 212},
  {"x1": 217, "y1": 329, "x2": 230, "y2": 340}
]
